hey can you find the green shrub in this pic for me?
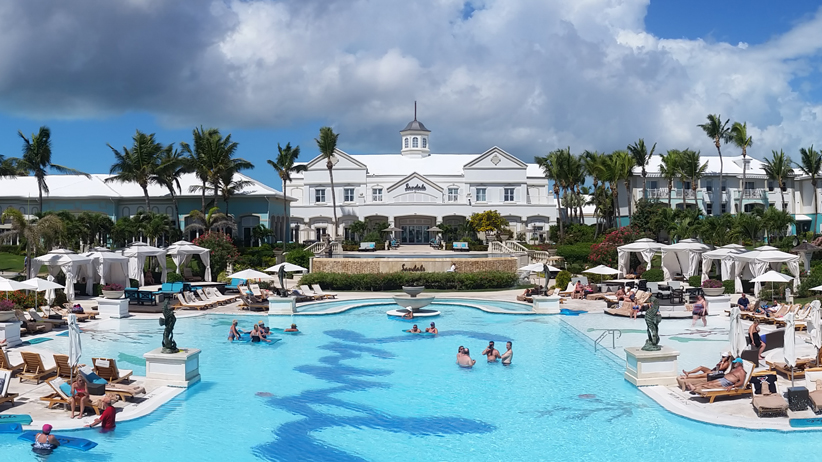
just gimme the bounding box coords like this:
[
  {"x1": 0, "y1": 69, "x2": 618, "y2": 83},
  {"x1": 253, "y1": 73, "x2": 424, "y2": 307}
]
[
  {"x1": 723, "y1": 280, "x2": 735, "y2": 294},
  {"x1": 556, "y1": 243, "x2": 594, "y2": 265},
  {"x1": 555, "y1": 270, "x2": 572, "y2": 291},
  {"x1": 166, "y1": 272, "x2": 184, "y2": 283},
  {"x1": 299, "y1": 271, "x2": 519, "y2": 291},
  {"x1": 285, "y1": 247, "x2": 314, "y2": 269},
  {"x1": 468, "y1": 243, "x2": 488, "y2": 251},
  {"x1": 643, "y1": 269, "x2": 664, "y2": 282},
  {"x1": 567, "y1": 263, "x2": 585, "y2": 275},
  {"x1": 688, "y1": 275, "x2": 702, "y2": 288},
  {"x1": 129, "y1": 279, "x2": 140, "y2": 288},
  {"x1": 53, "y1": 290, "x2": 68, "y2": 308}
]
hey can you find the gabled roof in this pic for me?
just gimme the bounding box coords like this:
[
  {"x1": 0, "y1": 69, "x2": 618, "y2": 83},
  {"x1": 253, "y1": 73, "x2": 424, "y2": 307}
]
[
  {"x1": 463, "y1": 146, "x2": 527, "y2": 169},
  {"x1": 305, "y1": 148, "x2": 368, "y2": 170},
  {"x1": 386, "y1": 172, "x2": 444, "y2": 193}
]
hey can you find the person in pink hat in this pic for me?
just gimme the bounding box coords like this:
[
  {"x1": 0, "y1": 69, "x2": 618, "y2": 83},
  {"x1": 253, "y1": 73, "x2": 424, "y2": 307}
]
[{"x1": 32, "y1": 424, "x2": 60, "y2": 452}]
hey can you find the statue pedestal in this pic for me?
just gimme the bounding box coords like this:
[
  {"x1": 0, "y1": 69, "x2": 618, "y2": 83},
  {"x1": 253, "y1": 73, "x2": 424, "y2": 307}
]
[
  {"x1": 705, "y1": 295, "x2": 730, "y2": 313},
  {"x1": 97, "y1": 298, "x2": 131, "y2": 318},
  {"x1": 624, "y1": 346, "x2": 680, "y2": 387},
  {"x1": 143, "y1": 347, "x2": 201, "y2": 388},
  {"x1": 269, "y1": 296, "x2": 296, "y2": 315},
  {"x1": 0, "y1": 322, "x2": 22, "y2": 347},
  {"x1": 532, "y1": 296, "x2": 560, "y2": 314}
]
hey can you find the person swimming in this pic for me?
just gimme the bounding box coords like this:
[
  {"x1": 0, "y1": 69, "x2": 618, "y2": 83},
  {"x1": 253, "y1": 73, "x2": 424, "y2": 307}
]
[
  {"x1": 425, "y1": 322, "x2": 438, "y2": 334},
  {"x1": 406, "y1": 324, "x2": 421, "y2": 333},
  {"x1": 458, "y1": 348, "x2": 476, "y2": 368},
  {"x1": 32, "y1": 424, "x2": 59, "y2": 454},
  {"x1": 284, "y1": 323, "x2": 299, "y2": 332},
  {"x1": 402, "y1": 310, "x2": 414, "y2": 319},
  {"x1": 228, "y1": 320, "x2": 244, "y2": 341}
]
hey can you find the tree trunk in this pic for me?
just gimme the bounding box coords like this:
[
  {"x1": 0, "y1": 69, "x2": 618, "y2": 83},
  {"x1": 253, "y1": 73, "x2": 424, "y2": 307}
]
[
  {"x1": 739, "y1": 151, "x2": 746, "y2": 217},
  {"x1": 171, "y1": 192, "x2": 179, "y2": 234},
  {"x1": 201, "y1": 181, "x2": 207, "y2": 215},
  {"x1": 554, "y1": 187, "x2": 563, "y2": 242},
  {"x1": 38, "y1": 184, "x2": 43, "y2": 215},
  {"x1": 814, "y1": 178, "x2": 819, "y2": 236},
  {"x1": 612, "y1": 183, "x2": 621, "y2": 228},
  {"x1": 642, "y1": 172, "x2": 647, "y2": 200},
  {"x1": 692, "y1": 185, "x2": 698, "y2": 210},
  {"x1": 282, "y1": 179, "x2": 289, "y2": 244},
  {"x1": 716, "y1": 141, "x2": 723, "y2": 217},
  {"x1": 667, "y1": 179, "x2": 673, "y2": 208},
  {"x1": 624, "y1": 180, "x2": 632, "y2": 219},
  {"x1": 781, "y1": 179, "x2": 787, "y2": 213},
  {"x1": 327, "y1": 164, "x2": 338, "y2": 239},
  {"x1": 142, "y1": 185, "x2": 151, "y2": 211}
]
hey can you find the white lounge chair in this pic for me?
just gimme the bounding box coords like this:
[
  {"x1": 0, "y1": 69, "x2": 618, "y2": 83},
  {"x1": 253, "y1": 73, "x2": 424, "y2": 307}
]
[{"x1": 310, "y1": 284, "x2": 337, "y2": 299}]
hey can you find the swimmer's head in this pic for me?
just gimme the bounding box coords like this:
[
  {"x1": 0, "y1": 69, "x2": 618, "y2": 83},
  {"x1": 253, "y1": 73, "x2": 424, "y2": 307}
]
[
  {"x1": 290, "y1": 324, "x2": 297, "y2": 328},
  {"x1": 430, "y1": 322, "x2": 435, "y2": 327},
  {"x1": 42, "y1": 424, "x2": 52, "y2": 434}
]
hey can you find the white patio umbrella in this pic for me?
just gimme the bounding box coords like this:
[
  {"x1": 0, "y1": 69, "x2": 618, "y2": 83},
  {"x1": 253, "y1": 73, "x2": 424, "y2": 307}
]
[
  {"x1": 584, "y1": 264, "x2": 620, "y2": 285},
  {"x1": 0, "y1": 276, "x2": 32, "y2": 299},
  {"x1": 784, "y1": 311, "x2": 796, "y2": 387},
  {"x1": 810, "y1": 285, "x2": 822, "y2": 292},
  {"x1": 750, "y1": 270, "x2": 794, "y2": 298},
  {"x1": 518, "y1": 263, "x2": 560, "y2": 286},
  {"x1": 68, "y1": 313, "x2": 82, "y2": 387},
  {"x1": 264, "y1": 263, "x2": 308, "y2": 273},
  {"x1": 729, "y1": 307, "x2": 746, "y2": 358},
  {"x1": 228, "y1": 269, "x2": 273, "y2": 281},
  {"x1": 807, "y1": 301, "x2": 822, "y2": 366},
  {"x1": 22, "y1": 277, "x2": 65, "y2": 314}
]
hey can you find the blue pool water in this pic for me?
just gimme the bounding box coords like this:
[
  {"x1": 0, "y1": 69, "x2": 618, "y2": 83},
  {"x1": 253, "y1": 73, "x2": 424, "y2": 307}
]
[
  {"x1": 299, "y1": 298, "x2": 533, "y2": 313},
  {"x1": 0, "y1": 302, "x2": 816, "y2": 461}
]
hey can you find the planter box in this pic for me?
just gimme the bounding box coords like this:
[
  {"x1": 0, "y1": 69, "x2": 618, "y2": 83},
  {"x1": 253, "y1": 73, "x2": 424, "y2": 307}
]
[
  {"x1": 102, "y1": 290, "x2": 124, "y2": 299},
  {"x1": 702, "y1": 287, "x2": 724, "y2": 296},
  {"x1": 97, "y1": 298, "x2": 131, "y2": 318},
  {"x1": 0, "y1": 312, "x2": 16, "y2": 323},
  {"x1": 144, "y1": 347, "x2": 201, "y2": 388}
]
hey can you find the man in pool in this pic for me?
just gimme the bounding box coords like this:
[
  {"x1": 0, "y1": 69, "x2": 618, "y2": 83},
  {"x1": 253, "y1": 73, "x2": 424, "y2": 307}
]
[
  {"x1": 86, "y1": 396, "x2": 116, "y2": 431},
  {"x1": 406, "y1": 324, "x2": 422, "y2": 333},
  {"x1": 687, "y1": 358, "x2": 747, "y2": 392},
  {"x1": 501, "y1": 341, "x2": 513, "y2": 365},
  {"x1": 482, "y1": 341, "x2": 501, "y2": 362},
  {"x1": 425, "y1": 322, "x2": 438, "y2": 334},
  {"x1": 458, "y1": 348, "x2": 476, "y2": 368},
  {"x1": 284, "y1": 323, "x2": 299, "y2": 332}
]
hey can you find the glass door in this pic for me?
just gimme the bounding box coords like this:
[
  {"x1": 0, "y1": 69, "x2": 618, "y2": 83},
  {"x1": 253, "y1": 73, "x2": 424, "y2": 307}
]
[{"x1": 401, "y1": 225, "x2": 430, "y2": 244}]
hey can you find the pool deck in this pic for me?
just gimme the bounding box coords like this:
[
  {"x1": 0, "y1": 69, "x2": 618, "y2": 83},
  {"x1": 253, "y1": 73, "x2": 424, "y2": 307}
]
[{"x1": 3, "y1": 291, "x2": 819, "y2": 432}]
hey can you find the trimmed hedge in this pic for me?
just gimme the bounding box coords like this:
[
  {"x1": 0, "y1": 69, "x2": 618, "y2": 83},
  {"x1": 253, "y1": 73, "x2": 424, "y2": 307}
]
[
  {"x1": 688, "y1": 275, "x2": 702, "y2": 288},
  {"x1": 556, "y1": 243, "x2": 594, "y2": 265},
  {"x1": 642, "y1": 269, "x2": 664, "y2": 282},
  {"x1": 723, "y1": 280, "x2": 735, "y2": 294},
  {"x1": 300, "y1": 271, "x2": 519, "y2": 291}
]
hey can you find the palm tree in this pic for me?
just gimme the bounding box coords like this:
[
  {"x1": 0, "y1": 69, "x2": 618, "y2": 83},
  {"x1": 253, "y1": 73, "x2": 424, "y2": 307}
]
[
  {"x1": 602, "y1": 151, "x2": 632, "y2": 227},
  {"x1": 761, "y1": 206, "x2": 795, "y2": 241},
  {"x1": 697, "y1": 115, "x2": 731, "y2": 216},
  {"x1": 184, "y1": 207, "x2": 237, "y2": 236},
  {"x1": 797, "y1": 145, "x2": 822, "y2": 235},
  {"x1": 582, "y1": 150, "x2": 607, "y2": 236},
  {"x1": 77, "y1": 212, "x2": 114, "y2": 248},
  {"x1": 315, "y1": 127, "x2": 340, "y2": 238},
  {"x1": 536, "y1": 150, "x2": 564, "y2": 240},
  {"x1": 15, "y1": 126, "x2": 90, "y2": 212},
  {"x1": 762, "y1": 149, "x2": 793, "y2": 212},
  {"x1": 0, "y1": 208, "x2": 35, "y2": 277},
  {"x1": 0, "y1": 155, "x2": 21, "y2": 178},
  {"x1": 217, "y1": 170, "x2": 253, "y2": 216},
  {"x1": 659, "y1": 149, "x2": 681, "y2": 208},
  {"x1": 614, "y1": 150, "x2": 635, "y2": 218},
  {"x1": 267, "y1": 142, "x2": 307, "y2": 243},
  {"x1": 627, "y1": 139, "x2": 656, "y2": 200},
  {"x1": 730, "y1": 122, "x2": 753, "y2": 215},
  {"x1": 106, "y1": 130, "x2": 170, "y2": 210},
  {"x1": 153, "y1": 147, "x2": 189, "y2": 225},
  {"x1": 678, "y1": 149, "x2": 708, "y2": 211}
]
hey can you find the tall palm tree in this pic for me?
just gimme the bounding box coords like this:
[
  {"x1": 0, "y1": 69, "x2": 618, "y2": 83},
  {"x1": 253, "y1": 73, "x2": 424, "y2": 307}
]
[
  {"x1": 536, "y1": 150, "x2": 564, "y2": 240},
  {"x1": 659, "y1": 149, "x2": 681, "y2": 208},
  {"x1": 268, "y1": 142, "x2": 307, "y2": 243},
  {"x1": 797, "y1": 145, "x2": 822, "y2": 235},
  {"x1": 678, "y1": 149, "x2": 708, "y2": 211},
  {"x1": 627, "y1": 139, "x2": 656, "y2": 200},
  {"x1": 602, "y1": 151, "x2": 632, "y2": 227},
  {"x1": 730, "y1": 122, "x2": 753, "y2": 215},
  {"x1": 153, "y1": 147, "x2": 189, "y2": 225},
  {"x1": 184, "y1": 207, "x2": 237, "y2": 236},
  {"x1": 180, "y1": 126, "x2": 216, "y2": 215},
  {"x1": 106, "y1": 130, "x2": 170, "y2": 210},
  {"x1": 697, "y1": 115, "x2": 731, "y2": 216},
  {"x1": 0, "y1": 155, "x2": 22, "y2": 178},
  {"x1": 614, "y1": 150, "x2": 635, "y2": 218},
  {"x1": 15, "y1": 126, "x2": 90, "y2": 212},
  {"x1": 762, "y1": 149, "x2": 793, "y2": 212},
  {"x1": 582, "y1": 150, "x2": 606, "y2": 236},
  {"x1": 315, "y1": 127, "x2": 340, "y2": 238},
  {"x1": 217, "y1": 169, "x2": 253, "y2": 216}
]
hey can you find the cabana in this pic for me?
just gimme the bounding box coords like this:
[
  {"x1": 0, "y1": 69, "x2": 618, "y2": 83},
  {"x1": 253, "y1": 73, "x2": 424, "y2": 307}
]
[
  {"x1": 733, "y1": 249, "x2": 800, "y2": 296},
  {"x1": 119, "y1": 242, "x2": 168, "y2": 286},
  {"x1": 661, "y1": 238, "x2": 710, "y2": 281},
  {"x1": 701, "y1": 245, "x2": 745, "y2": 282},
  {"x1": 82, "y1": 248, "x2": 130, "y2": 288},
  {"x1": 166, "y1": 240, "x2": 212, "y2": 282},
  {"x1": 31, "y1": 249, "x2": 94, "y2": 301},
  {"x1": 617, "y1": 238, "x2": 667, "y2": 277}
]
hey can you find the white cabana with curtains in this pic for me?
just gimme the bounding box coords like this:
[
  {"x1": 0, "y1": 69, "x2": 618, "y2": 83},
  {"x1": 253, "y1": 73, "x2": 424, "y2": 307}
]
[
  {"x1": 166, "y1": 240, "x2": 212, "y2": 282},
  {"x1": 617, "y1": 238, "x2": 667, "y2": 277},
  {"x1": 120, "y1": 242, "x2": 168, "y2": 286},
  {"x1": 82, "y1": 248, "x2": 130, "y2": 288},
  {"x1": 661, "y1": 238, "x2": 710, "y2": 280},
  {"x1": 701, "y1": 246, "x2": 745, "y2": 282},
  {"x1": 31, "y1": 249, "x2": 94, "y2": 301},
  {"x1": 733, "y1": 249, "x2": 800, "y2": 296}
]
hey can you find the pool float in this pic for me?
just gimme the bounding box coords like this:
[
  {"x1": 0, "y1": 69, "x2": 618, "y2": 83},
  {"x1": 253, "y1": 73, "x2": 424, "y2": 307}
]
[
  {"x1": 19, "y1": 431, "x2": 98, "y2": 451},
  {"x1": 401, "y1": 330, "x2": 435, "y2": 336},
  {"x1": 0, "y1": 414, "x2": 32, "y2": 425},
  {"x1": 237, "y1": 334, "x2": 282, "y2": 345},
  {"x1": 0, "y1": 423, "x2": 22, "y2": 433}
]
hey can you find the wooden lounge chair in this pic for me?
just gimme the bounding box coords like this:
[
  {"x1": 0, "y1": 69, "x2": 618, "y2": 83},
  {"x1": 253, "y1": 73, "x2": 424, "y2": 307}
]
[
  {"x1": 557, "y1": 282, "x2": 575, "y2": 297},
  {"x1": 0, "y1": 349, "x2": 24, "y2": 375},
  {"x1": 175, "y1": 293, "x2": 212, "y2": 310},
  {"x1": 0, "y1": 369, "x2": 17, "y2": 408},
  {"x1": 58, "y1": 306, "x2": 98, "y2": 322},
  {"x1": 92, "y1": 358, "x2": 133, "y2": 384},
  {"x1": 28, "y1": 309, "x2": 67, "y2": 327},
  {"x1": 250, "y1": 284, "x2": 271, "y2": 300},
  {"x1": 79, "y1": 366, "x2": 144, "y2": 400},
  {"x1": 19, "y1": 351, "x2": 57, "y2": 384},
  {"x1": 766, "y1": 357, "x2": 813, "y2": 379},
  {"x1": 39, "y1": 377, "x2": 105, "y2": 415},
  {"x1": 14, "y1": 310, "x2": 50, "y2": 335},
  {"x1": 238, "y1": 292, "x2": 268, "y2": 312},
  {"x1": 805, "y1": 367, "x2": 822, "y2": 412},
  {"x1": 53, "y1": 354, "x2": 78, "y2": 379},
  {"x1": 751, "y1": 372, "x2": 789, "y2": 417},
  {"x1": 300, "y1": 285, "x2": 325, "y2": 300},
  {"x1": 311, "y1": 284, "x2": 337, "y2": 299},
  {"x1": 238, "y1": 285, "x2": 265, "y2": 303},
  {"x1": 690, "y1": 360, "x2": 755, "y2": 403}
]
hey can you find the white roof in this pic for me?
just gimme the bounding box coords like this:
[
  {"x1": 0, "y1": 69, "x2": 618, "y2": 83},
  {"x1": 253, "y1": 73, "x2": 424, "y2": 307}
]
[
  {"x1": 617, "y1": 238, "x2": 667, "y2": 252},
  {"x1": 351, "y1": 154, "x2": 478, "y2": 176},
  {"x1": 734, "y1": 249, "x2": 799, "y2": 263},
  {"x1": 526, "y1": 164, "x2": 545, "y2": 178},
  {"x1": 663, "y1": 239, "x2": 710, "y2": 252},
  {"x1": 0, "y1": 172, "x2": 286, "y2": 200},
  {"x1": 636, "y1": 154, "x2": 803, "y2": 178}
]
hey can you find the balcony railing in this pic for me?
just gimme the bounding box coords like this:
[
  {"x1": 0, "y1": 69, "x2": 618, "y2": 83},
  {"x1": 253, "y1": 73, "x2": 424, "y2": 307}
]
[
  {"x1": 646, "y1": 189, "x2": 669, "y2": 199},
  {"x1": 742, "y1": 189, "x2": 764, "y2": 199},
  {"x1": 683, "y1": 189, "x2": 696, "y2": 199}
]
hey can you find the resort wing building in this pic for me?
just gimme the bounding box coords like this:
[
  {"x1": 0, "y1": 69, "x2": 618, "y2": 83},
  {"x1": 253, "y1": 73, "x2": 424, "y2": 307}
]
[
  {"x1": 289, "y1": 118, "x2": 557, "y2": 243},
  {"x1": 0, "y1": 172, "x2": 291, "y2": 245},
  {"x1": 629, "y1": 155, "x2": 818, "y2": 233}
]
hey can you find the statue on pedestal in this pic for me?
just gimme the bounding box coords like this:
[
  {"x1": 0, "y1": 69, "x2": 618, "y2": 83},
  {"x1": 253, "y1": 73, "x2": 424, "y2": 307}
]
[
  {"x1": 642, "y1": 295, "x2": 662, "y2": 351},
  {"x1": 159, "y1": 300, "x2": 179, "y2": 354}
]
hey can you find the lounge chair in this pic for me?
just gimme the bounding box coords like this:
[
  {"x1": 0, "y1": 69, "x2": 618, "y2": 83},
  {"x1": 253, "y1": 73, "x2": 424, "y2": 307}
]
[
  {"x1": 300, "y1": 285, "x2": 321, "y2": 299},
  {"x1": 766, "y1": 357, "x2": 814, "y2": 379},
  {"x1": 39, "y1": 377, "x2": 106, "y2": 415},
  {"x1": 239, "y1": 285, "x2": 265, "y2": 303},
  {"x1": 53, "y1": 354, "x2": 78, "y2": 379},
  {"x1": 250, "y1": 284, "x2": 271, "y2": 299},
  {"x1": 557, "y1": 282, "x2": 575, "y2": 297},
  {"x1": 175, "y1": 293, "x2": 212, "y2": 310},
  {"x1": 690, "y1": 360, "x2": 755, "y2": 403},
  {"x1": 28, "y1": 309, "x2": 66, "y2": 327},
  {"x1": 452, "y1": 242, "x2": 469, "y2": 251},
  {"x1": 205, "y1": 287, "x2": 238, "y2": 303},
  {"x1": 311, "y1": 284, "x2": 337, "y2": 299},
  {"x1": 92, "y1": 358, "x2": 133, "y2": 384},
  {"x1": 751, "y1": 372, "x2": 789, "y2": 416},
  {"x1": 0, "y1": 349, "x2": 23, "y2": 375},
  {"x1": 0, "y1": 369, "x2": 17, "y2": 408},
  {"x1": 79, "y1": 366, "x2": 145, "y2": 401},
  {"x1": 14, "y1": 310, "x2": 50, "y2": 335},
  {"x1": 238, "y1": 292, "x2": 268, "y2": 312},
  {"x1": 290, "y1": 288, "x2": 319, "y2": 303},
  {"x1": 805, "y1": 367, "x2": 822, "y2": 412},
  {"x1": 225, "y1": 278, "x2": 243, "y2": 292},
  {"x1": 19, "y1": 351, "x2": 57, "y2": 384},
  {"x1": 57, "y1": 306, "x2": 98, "y2": 322}
]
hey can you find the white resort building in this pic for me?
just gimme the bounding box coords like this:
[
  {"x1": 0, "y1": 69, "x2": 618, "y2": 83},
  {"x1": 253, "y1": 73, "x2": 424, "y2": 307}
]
[{"x1": 289, "y1": 118, "x2": 558, "y2": 244}]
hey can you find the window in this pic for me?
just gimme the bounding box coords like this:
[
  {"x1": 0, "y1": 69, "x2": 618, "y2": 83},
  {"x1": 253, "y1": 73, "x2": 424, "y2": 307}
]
[
  {"x1": 404, "y1": 138, "x2": 409, "y2": 148},
  {"x1": 706, "y1": 203, "x2": 712, "y2": 215},
  {"x1": 768, "y1": 181, "x2": 775, "y2": 191},
  {"x1": 683, "y1": 181, "x2": 691, "y2": 190},
  {"x1": 412, "y1": 137, "x2": 419, "y2": 148},
  {"x1": 504, "y1": 188, "x2": 515, "y2": 202},
  {"x1": 705, "y1": 180, "x2": 712, "y2": 192},
  {"x1": 649, "y1": 181, "x2": 658, "y2": 190},
  {"x1": 721, "y1": 203, "x2": 727, "y2": 214},
  {"x1": 721, "y1": 180, "x2": 727, "y2": 192},
  {"x1": 344, "y1": 188, "x2": 355, "y2": 202},
  {"x1": 315, "y1": 188, "x2": 326, "y2": 203},
  {"x1": 476, "y1": 188, "x2": 487, "y2": 202},
  {"x1": 372, "y1": 188, "x2": 383, "y2": 202},
  {"x1": 745, "y1": 181, "x2": 755, "y2": 190},
  {"x1": 422, "y1": 138, "x2": 427, "y2": 148},
  {"x1": 447, "y1": 187, "x2": 459, "y2": 202}
]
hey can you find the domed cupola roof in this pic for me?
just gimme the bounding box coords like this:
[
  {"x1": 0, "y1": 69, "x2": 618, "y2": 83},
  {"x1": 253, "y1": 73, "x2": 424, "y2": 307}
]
[{"x1": 401, "y1": 119, "x2": 430, "y2": 132}]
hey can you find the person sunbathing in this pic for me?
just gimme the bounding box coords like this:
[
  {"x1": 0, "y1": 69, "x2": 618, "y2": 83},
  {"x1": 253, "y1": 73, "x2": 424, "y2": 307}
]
[
  {"x1": 70, "y1": 377, "x2": 89, "y2": 419},
  {"x1": 681, "y1": 352, "x2": 732, "y2": 379},
  {"x1": 573, "y1": 281, "x2": 584, "y2": 299},
  {"x1": 687, "y1": 358, "x2": 746, "y2": 392},
  {"x1": 615, "y1": 287, "x2": 626, "y2": 301}
]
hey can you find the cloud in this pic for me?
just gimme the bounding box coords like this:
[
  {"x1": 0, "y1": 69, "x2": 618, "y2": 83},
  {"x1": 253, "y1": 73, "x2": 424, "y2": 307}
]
[{"x1": 1, "y1": 0, "x2": 822, "y2": 162}]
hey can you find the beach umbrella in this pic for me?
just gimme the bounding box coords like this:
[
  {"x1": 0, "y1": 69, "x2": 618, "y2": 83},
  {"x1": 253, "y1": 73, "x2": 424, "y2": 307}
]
[
  {"x1": 810, "y1": 285, "x2": 822, "y2": 292},
  {"x1": 264, "y1": 263, "x2": 308, "y2": 273},
  {"x1": 729, "y1": 307, "x2": 746, "y2": 358},
  {"x1": 807, "y1": 301, "x2": 822, "y2": 366},
  {"x1": 68, "y1": 313, "x2": 82, "y2": 387},
  {"x1": 428, "y1": 226, "x2": 443, "y2": 233},
  {"x1": 228, "y1": 269, "x2": 273, "y2": 281},
  {"x1": 22, "y1": 277, "x2": 64, "y2": 312},
  {"x1": 584, "y1": 264, "x2": 620, "y2": 284},
  {"x1": 784, "y1": 311, "x2": 796, "y2": 387},
  {"x1": 518, "y1": 263, "x2": 560, "y2": 286},
  {"x1": 0, "y1": 276, "x2": 32, "y2": 300},
  {"x1": 750, "y1": 270, "x2": 793, "y2": 298}
]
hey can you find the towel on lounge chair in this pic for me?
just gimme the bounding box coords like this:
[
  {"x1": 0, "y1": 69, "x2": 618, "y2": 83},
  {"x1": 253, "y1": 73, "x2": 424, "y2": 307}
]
[{"x1": 751, "y1": 373, "x2": 788, "y2": 416}]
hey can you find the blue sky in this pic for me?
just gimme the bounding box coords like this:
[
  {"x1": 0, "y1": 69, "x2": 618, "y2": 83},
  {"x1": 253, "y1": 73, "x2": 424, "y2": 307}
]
[{"x1": 1, "y1": 0, "x2": 822, "y2": 189}]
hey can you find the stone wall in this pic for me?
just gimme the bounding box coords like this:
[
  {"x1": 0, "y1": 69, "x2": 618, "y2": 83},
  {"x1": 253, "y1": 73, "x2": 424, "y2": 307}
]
[{"x1": 311, "y1": 257, "x2": 517, "y2": 274}]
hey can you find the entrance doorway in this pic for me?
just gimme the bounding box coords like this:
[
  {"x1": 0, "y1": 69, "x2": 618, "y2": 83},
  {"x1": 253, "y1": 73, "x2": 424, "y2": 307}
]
[{"x1": 401, "y1": 225, "x2": 430, "y2": 244}]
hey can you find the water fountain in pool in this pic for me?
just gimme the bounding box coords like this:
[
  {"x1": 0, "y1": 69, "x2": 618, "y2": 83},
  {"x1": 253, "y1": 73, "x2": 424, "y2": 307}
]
[{"x1": 386, "y1": 286, "x2": 440, "y2": 317}]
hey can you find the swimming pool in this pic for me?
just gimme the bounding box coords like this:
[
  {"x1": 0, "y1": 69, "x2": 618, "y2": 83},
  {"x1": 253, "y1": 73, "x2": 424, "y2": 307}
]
[
  {"x1": 0, "y1": 304, "x2": 816, "y2": 461},
  {"x1": 298, "y1": 298, "x2": 534, "y2": 313}
]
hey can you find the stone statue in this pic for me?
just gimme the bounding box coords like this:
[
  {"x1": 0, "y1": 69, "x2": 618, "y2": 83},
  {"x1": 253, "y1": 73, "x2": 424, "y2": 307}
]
[
  {"x1": 641, "y1": 295, "x2": 662, "y2": 351},
  {"x1": 159, "y1": 300, "x2": 179, "y2": 353},
  {"x1": 278, "y1": 265, "x2": 286, "y2": 296}
]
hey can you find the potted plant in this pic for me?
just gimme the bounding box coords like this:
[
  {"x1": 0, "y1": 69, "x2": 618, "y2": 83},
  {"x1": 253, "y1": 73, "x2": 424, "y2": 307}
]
[
  {"x1": 101, "y1": 283, "x2": 125, "y2": 299},
  {"x1": 702, "y1": 279, "x2": 724, "y2": 296},
  {"x1": 0, "y1": 300, "x2": 16, "y2": 322}
]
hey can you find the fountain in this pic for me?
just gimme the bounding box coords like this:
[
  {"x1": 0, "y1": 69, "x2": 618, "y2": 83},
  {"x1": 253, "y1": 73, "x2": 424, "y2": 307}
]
[{"x1": 386, "y1": 286, "x2": 440, "y2": 317}]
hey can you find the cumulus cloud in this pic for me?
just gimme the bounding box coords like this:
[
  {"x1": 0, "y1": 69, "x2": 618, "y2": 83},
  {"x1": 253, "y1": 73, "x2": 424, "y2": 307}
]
[{"x1": 0, "y1": 0, "x2": 821, "y2": 161}]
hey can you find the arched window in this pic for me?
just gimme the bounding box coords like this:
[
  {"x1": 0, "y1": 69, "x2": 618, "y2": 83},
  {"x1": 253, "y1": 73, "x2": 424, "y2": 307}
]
[
  {"x1": 404, "y1": 137, "x2": 409, "y2": 148},
  {"x1": 412, "y1": 137, "x2": 419, "y2": 148},
  {"x1": 422, "y1": 138, "x2": 427, "y2": 148},
  {"x1": 137, "y1": 206, "x2": 145, "y2": 214},
  {"x1": 18, "y1": 207, "x2": 25, "y2": 214},
  {"x1": 122, "y1": 207, "x2": 130, "y2": 217},
  {"x1": 152, "y1": 206, "x2": 159, "y2": 214},
  {"x1": 31, "y1": 207, "x2": 39, "y2": 215}
]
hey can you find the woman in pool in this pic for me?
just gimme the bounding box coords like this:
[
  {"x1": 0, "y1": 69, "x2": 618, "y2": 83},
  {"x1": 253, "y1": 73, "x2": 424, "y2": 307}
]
[
  {"x1": 458, "y1": 348, "x2": 476, "y2": 368},
  {"x1": 249, "y1": 325, "x2": 270, "y2": 343},
  {"x1": 32, "y1": 424, "x2": 59, "y2": 453},
  {"x1": 70, "y1": 376, "x2": 89, "y2": 419},
  {"x1": 691, "y1": 294, "x2": 708, "y2": 327},
  {"x1": 456, "y1": 346, "x2": 464, "y2": 362},
  {"x1": 228, "y1": 320, "x2": 244, "y2": 341}
]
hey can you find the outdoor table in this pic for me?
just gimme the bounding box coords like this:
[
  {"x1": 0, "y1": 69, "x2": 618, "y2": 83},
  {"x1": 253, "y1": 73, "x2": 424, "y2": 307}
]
[{"x1": 788, "y1": 387, "x2": 810, "y2": 411}]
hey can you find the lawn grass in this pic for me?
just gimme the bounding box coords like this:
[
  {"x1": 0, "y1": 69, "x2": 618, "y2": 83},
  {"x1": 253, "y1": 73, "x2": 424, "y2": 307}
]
[{"x1": 0, "y1": 252, "x2": 24, "y2": 272}]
